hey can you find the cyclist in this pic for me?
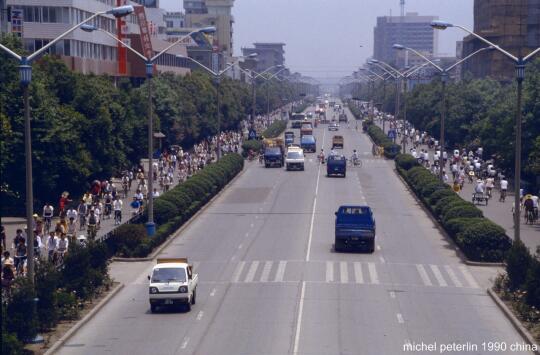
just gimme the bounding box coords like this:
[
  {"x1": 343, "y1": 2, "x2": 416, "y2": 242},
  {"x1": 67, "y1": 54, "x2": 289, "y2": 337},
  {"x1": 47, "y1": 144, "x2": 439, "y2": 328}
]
[
  {"x1": 524, "y1": 195, "x2": 535, "y2": 224},
  {"x1": 351, "y1": 150, "x2": 360, "y2": 166},
  {"x1": 66, "y1": 217, "x2": 77, "y2": 242},
  {"x1": 485, "y1": 177, "x2": 495, "y2": 199},
  {"x1": 122, "y1": 174, "x2": 130, "y2": 198},
  {"x1": 113, "y1": 196, "x2": 123, "y2": 225},
  {"x1": 104, "y1": 192, "x2": 113, "y2": 220},
  {"x1": 77, "y1": 200, "x2": 87, "y2": 230},
  {"x1": 43, "y1": 202, "x2": 54, "y2": 233},
  {"x1": 318, "y1": 149, "x2": 325, "y2": 164},
  {"x1": 46, "y1": 232, "x2": 58, "y2": 262},
  {"x1": 66, "y1": 206, "x2": 77, "y2": 223},
  {"x1": 499, "y1": 177, "x2": 508, "y2": 202},
  {"x1": 87, "y1": 210, "x2": 99, "y2": 241},
  {"x1": 14, "y1": 241, "x2": 27, "y2": 276},
  {"x1": 56, "y1": 234, "x2": 69, "y2": 265}
]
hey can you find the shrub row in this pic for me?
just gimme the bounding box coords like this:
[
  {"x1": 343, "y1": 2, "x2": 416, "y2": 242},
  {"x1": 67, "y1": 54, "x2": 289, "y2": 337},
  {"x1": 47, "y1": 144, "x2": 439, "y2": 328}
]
[
  {"x1": 395, "y1": 153, "x2": 512, "y2": 262},
  {"x1": 241, "y1": 140, "x2": 264, "y2": 157},
  {"x1": 262, "y1": 120, "x2": 287, "y2": 138},
  {"x1": 504, "y1": 241, "x2": 540, "y2": 309},
  {"x1": 367, "y1": 124, "x2": 401, "y2": 159},
  {"x1": 2, "y1": 241, "x2": 110, "y2": 352},
  {"x1": 106, "y1": 153, "x2": 244, "y2": 258}
]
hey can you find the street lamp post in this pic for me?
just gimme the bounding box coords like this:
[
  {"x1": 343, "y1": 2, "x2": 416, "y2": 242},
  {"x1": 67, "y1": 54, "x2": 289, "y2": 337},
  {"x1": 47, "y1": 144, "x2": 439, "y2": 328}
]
[
  {"x1": 0, "y1": 4, "x2": 135, "y2": 282},
  {"x1": 81, "y1": 24, "x2": 216, "y2": 236},
  {"x1": 393, "y1": 43, "x2": 495, "y2": 182}
]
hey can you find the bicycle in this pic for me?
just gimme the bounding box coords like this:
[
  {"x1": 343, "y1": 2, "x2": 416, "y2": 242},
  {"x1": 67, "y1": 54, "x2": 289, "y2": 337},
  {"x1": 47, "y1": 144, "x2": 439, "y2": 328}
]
[
  {"x1": 44, "y1": 216, "x2": 52, "y2": 234},
  {"x1": 122, "y1": 182, "x2": 129, "y2": 198},
  {"x1": 55, "y1": 250, "x2": 66, "y2": 267},
  {"x1": 114, "y1": 210, "x2": 122, "y2": 225},
  {"x1": 525, "y1": 209, "x2": 535, "y2": 225},
  {"x1": 499, "y1": 189, "x2": 507, "y2": 202},
  {"x1": 14, "y1": 255, "x2": 26, "y2": 276},
  {"x1": 87, "y1": 224, "x2": 97, "y2": 241},
  {"x1": 349, "y1": 157, "x2": 363, "y2": 168}
]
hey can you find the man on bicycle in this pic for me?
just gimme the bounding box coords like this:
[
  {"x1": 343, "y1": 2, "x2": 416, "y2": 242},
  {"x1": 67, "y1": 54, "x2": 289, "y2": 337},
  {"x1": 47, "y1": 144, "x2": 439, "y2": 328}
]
[
  {"x1": 113, "y1": 196, "x2": 123, "y2": 225},
  {"x1": 77, "y1": 200, "x2": 87, "y2": 230},
  {"x1": 351, "y1": 150, "x2": 359, "y2": 165},
  {"x1": 43, "y1": 203, "x2": 54, "y2": 233},
  {"x1": 524, "y1": 195, "x2": 535, "y2": 223},
  {"x1": 87, "y1": 210, "x2": 99, "y2": 241},
  {"x1": 56, "y1": 234, "x2": 69, "y2": 265},
  {"x1": 500, "y1": 177, "x2": 508, "y2": 202},
  {"x1": 46, "y1": 232, "x2": 58, "y2": 262},
  {"x1": 104, "y1": 192, "x2": 113, "y2": 220}
]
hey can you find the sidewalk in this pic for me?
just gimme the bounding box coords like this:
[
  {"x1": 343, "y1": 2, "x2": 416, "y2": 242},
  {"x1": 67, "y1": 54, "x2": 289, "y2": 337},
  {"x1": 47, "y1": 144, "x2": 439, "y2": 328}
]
[{"x1": 376, "y1": 118, "x2": 539, "y2": 253}]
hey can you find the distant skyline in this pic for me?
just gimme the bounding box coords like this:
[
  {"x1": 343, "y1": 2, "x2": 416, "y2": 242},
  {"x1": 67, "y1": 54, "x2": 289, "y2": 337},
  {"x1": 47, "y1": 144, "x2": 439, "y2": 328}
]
[{"x1": 160, "y1": 0, "x2": 474, "y2": 79}]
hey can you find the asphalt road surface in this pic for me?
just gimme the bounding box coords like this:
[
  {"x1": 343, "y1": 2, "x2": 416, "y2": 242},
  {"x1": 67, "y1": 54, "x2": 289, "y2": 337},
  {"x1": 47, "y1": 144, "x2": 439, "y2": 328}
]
[{"x1": 57, "y1": 102, "x2": 533, "y2": 355}]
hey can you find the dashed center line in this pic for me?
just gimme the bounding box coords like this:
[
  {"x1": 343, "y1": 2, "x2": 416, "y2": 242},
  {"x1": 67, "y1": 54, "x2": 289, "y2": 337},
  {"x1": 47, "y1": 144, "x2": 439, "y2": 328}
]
[
  {"x1": 196, "y1": 311, "x2": 204, "y2": 321},
  {"x1": 210, "y1": 288, "x2": 216, "y2": 297},
  {"x1": 397, "y1": 313, "x2": 404, "y2": 324},
  {"x1": 181, "y1": 337, "x2": 190, "y2": 349}
]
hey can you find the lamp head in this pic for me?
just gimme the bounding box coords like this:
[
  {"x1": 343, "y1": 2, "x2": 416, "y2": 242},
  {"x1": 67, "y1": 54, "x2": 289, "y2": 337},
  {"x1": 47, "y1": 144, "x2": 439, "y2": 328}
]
[
  {"x1": 247, "y1": 53, "x2": 258, "y2": 58},
  {"x1": 368, "y1": 59, "x2": 379, "y2": 64},
  {"x1": 430, "y1": 20, "x2": 453, "y2": 30},
  {"x1": 392, "y1": 44, "x2": 405, "y2": 50},
  {"x1": 199, "y1": 26, "x2": 216, "y2": 34},
  {"x1": 80, "y1": 24, "x2": 98, "y2": 32},
  {"x1": 107, "y1": 5, "x2": 134, "y2": 18}
]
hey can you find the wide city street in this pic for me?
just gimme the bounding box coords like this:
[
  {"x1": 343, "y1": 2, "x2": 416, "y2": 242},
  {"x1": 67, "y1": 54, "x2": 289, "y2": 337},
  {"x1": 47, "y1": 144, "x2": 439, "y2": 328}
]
[{"x1": 56, "y1": 103, "x2": 533, "y2": 355}]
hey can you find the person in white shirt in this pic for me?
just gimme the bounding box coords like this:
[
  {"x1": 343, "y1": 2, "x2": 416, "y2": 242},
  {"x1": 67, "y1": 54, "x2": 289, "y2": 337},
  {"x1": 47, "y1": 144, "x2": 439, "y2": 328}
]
[
  {"x1": 485, "y1": 177, "x2": 495, "y2": 198},
  {"x1": 475, "y1": 179, "x2": 485, "y2": 194},
  {"x1": 113, "y1": 197, "x2": 123, "y2": 225},
  {"x1": 57, "y1": 234, "x2": 69, "y2": 259},
  {"x1": 66, "y1": 207, "x2": 77, "y2": 221},
  {"x1": 499, "y1": 178, "x2": 509, "y2": 202},
  {"x1": 46, "y1": 232, "x2": 58, "y2": 261}
]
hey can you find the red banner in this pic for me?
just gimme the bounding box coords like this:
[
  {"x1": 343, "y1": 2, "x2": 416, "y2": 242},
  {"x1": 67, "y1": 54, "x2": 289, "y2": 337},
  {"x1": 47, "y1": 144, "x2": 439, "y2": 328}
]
[{"x1": 134, "y1": 6, "x2": 153, "y2": 60}]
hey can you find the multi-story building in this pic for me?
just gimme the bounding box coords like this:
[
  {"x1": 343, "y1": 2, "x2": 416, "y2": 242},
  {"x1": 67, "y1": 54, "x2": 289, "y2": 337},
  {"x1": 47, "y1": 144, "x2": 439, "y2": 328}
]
[
  {"x1": 2, "y1": 0, "x2": 190, "y2": 77},
  {"x1": 184, "y1": 0, "x2": 234, "y2": 69},
  {"x1": 462, "y1": 0, "x2": 540, "y2": 81},
  {"x1": 373, "y1": 12, "x2": 439, "y2": 68},
  {"x1": 242, "y1": 42, "x2": 285, "y2": 73}
]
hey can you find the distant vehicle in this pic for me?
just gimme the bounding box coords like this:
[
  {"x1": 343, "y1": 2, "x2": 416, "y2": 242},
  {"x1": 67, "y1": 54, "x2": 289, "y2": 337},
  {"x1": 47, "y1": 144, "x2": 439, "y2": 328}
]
[
  {"x1": 300, "y1": 122, "x2": 313, "y2": 137},
  {"x1": 339, "y1": 113, "x2": 348, "y2": 122},
  {"x1": 327, "y1": 155, "x2": 346, "y2": 177},
  {"x1": 285, "y1": 147, "x2": 305, "y2": 171},
  {"x1": 291, "y1": 113, "x2": 306, "y2": 128},
  {"x1": 148, "y1": 258, "x2": 198, "y2": 313},
  {"x1": 306, "y1": 112, "x2": 313, "y2": 118},
  {"x1": 334, "y1": 206, "x2": 376, "y2": 253},
  {"x1": 329, "y1": 122, "x2": 339, "y2": 131},
  {"x1": 332, "y1": 135, "x2": 344, "y2": 149},
  {"x1": 329, "y1": 101, "x2": 336, "y2": 107},
  {"x1": 300, "y1": 135, "x2": 316, "y2": 153},
  {"x1": 284, "y1": 131, "x2": 295, "y2": 146}
]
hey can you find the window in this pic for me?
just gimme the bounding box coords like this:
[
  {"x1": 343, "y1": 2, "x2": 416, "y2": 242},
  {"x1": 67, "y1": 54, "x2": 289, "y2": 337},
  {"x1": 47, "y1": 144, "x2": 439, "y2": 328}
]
[
  {"x1": 64, "y1": 40, "x2": 70, "y2": 56},
  {"x1": 166, "y1": 20, "x2": 173, "y2": 28}
]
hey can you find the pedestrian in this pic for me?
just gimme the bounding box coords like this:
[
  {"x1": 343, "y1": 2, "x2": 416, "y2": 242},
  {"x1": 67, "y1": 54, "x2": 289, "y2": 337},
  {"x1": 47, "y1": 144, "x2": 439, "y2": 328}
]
[
  {"x1": 46, "y1": 231, "x2": 58, "y2": 262},
  {"x1": 12, "y1": 229, "x2": 25, "y2": 250},
  {"x1": 0, "y1": 225, "x2": 6, "y2": 252},
  {"x1": 113, "y1": 196, "x2": 123, "y2": 225}
]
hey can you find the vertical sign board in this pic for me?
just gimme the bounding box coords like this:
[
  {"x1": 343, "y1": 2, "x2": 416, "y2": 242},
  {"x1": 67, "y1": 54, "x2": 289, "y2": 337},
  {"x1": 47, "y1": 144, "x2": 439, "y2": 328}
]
[
  {"x1": 10, "y1": 8, "x2": 23, "y2": 38},
  {"x1": 134, "y1": 6, "x2": 154, "y2": 72},
  {"x1": 116, "y1": 0, "x2": 127, "y2": 75}
]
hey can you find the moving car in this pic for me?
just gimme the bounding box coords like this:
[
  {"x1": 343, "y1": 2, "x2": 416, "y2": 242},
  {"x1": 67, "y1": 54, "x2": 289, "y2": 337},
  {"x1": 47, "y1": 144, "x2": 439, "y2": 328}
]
[
  {"x1": 148, "y1": 258, "x2": 198, "y2": 312},
  {"x1": 300, "y1": 135, "x2": 317, "y2": 153},
  {"x1": 332, "y1": 135, "x2": 344, "y2": 149},
  {"x1": 285, "y1": 147, "x2": 305, "y2": 171},
  {"x1": 339, "y1": 113, "x2": 348, "y2": 122},
  {"x1": 328, "y1": 122, "x2": 339, "y2": 131},
  {"x1": 285, "y1": 131, "x2": 295, "y2": 146},
  {"x1": 327, "y1": 155, "x2": 346, "y2": 177},
  {"x1": 334, "y1": 206, "x2": 376, "y2": 253}
]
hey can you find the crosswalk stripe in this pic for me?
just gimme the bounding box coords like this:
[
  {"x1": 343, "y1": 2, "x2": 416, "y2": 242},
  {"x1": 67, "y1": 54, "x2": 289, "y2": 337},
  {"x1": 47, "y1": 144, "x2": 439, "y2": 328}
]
[
  {"x1": 260, "y1": 261, "x2": 273, "y2": 282},
  {"x1": 326, "y1": 261, "x2": 334, "y2": 282},
  {"x1": 416, "y1": 264, "x2": 432, "y2": 286},
  {"x1": 340, "y1": 261, "x2": 349, "y2": 283},
  {"x1": 232, "y1": 261, "x2": 245, "y2": 283},
  {"x1": 353, "y1": 262, "x2": 364, "y2": 284},
  {"x1": 459, "y1": 265, "x2": 480, "y2": 288},
  {"x1": 430, "y1": 265, "x2": 448, "y2": 287},
  {"x1": 444, "y1": 266, "x2": 463, "y2": 287},
  {"x1": 244, "y1": 261, "x2": 259, "y2": 283},
  {"x1": 368, "y1": 262, "x2": 379, "y2": 284},
  {"x1": 274, "y1": 261, "x2": 286, "y2": 282}
]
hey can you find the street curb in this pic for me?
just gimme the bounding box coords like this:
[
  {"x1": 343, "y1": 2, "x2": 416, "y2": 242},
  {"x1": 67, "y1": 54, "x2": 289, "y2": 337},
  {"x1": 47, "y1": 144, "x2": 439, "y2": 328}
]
[
  {"x1": 487, "y1": 289, "x2": 540, "y2": 354},
  {"x1": 393, "y1": 168, "x2": 504, "y2": 267},
  {"x1": 112, "y1": 165, "x2": 247, "y2": 262},
  {"x1": 43, "y1": 283, "x2": 125, "y2": 355}
]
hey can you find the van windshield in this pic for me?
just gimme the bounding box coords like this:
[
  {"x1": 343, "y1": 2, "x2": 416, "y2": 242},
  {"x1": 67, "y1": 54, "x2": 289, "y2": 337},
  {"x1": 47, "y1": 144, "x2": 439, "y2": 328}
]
[
  {"x1": 151, "y1": 268, "x2": 187, "y2": 283},
  {"x1": 287, "y1": 151, "x2": 303, "y2": 159}
]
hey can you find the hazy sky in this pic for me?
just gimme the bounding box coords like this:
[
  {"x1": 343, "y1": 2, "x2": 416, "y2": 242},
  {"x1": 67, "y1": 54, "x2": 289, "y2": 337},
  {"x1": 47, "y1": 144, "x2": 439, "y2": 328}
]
[{"x1": 160, "y1": 0, "x2": 474, "y2": 79}]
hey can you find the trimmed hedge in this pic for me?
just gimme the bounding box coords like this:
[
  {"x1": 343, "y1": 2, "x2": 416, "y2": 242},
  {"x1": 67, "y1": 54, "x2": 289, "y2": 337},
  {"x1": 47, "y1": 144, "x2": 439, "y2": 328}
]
[
  {"x1": 395, "y1": 153, "x2": 511, "y2": 262},
  {"x1": 107, "y1": 153, "x2": 244, "y2": 258},
  {"x1": 366, "y1": 123, "x2": 401, "y2": 159},
  {"x1": 241, "y1": 140, "x2": 263, "y2": 156}
]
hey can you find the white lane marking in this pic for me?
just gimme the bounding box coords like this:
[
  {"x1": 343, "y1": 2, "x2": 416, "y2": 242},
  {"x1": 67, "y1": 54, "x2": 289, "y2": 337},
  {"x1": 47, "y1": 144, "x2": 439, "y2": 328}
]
[
  {"x1": 444, "y1": 265, "x2": 463, "y2": 288},
  {"x1": 376, "y1": 245, "x2": 381, "y2": 251},
  {"x1": 244, "y1": 261, "x2": 259, "y2": 283},
  {"x1": 459, "y1": 265, "x2": 480, "y2": 289},
  {"x1": 416, "y1": 264, "x2": 433, "y2": 286},
  {"x1": 274, "y1": 261, "x2": 286, "y2": 282},
  {"x1": 389, "y1": 291, "x2": 396, "y2": 299},
  {"x1": 368, "y1": 262, "x2": 379, "y2": 284},
  {"x1": 181, "y1": 337, "x2": 190, "y2": 349},
  {"x1": 293, "y1": 281, "x2": 306, "y2": 355},
  {"x1": 353, "y1": 262, "x2": 364, "y2": 284},
  {"x1": 397, "y1": 313, "x2": 404, "y2": 324},
  {"x1": 340, "y1": 261, "x2": 349, "y2": 283},
  {"x1": 326, "y1": 261, "x2": 334, "y2": 282},
  {"x1": 379, "y1": 256, "x2": 386, "y2": 264},
  {"x1": 232, "y1": 261, "x2": 245, "y2": 283},
  {"x1": 260, "y1": 261, "x2": 272, "y2": 282},
  {"x1": 430, "y1": 265, "x2": 448, "y2": 287},
  {"x1": 196, "y1": 311, "x2": 204, "y2": 321},
  {"x1": 238, "y1": 243, "x2": 243, "y2": 249},
  {"x1": 306, "y1": 128, "x2": 326, "y2": 262},
  {"x1": 210, "y1": 288, "x2": 216, "y2": 297}
]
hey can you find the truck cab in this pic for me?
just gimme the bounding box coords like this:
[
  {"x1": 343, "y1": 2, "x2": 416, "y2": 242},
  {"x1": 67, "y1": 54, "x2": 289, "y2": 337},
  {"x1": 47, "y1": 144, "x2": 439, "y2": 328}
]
[
  {"x1": 148, "y1": 258, "x2": 198, "y2": 312},
  {"x1": 300, "y1": 135, "x2": 316, "y2": 153},
  {"x1": 334, "y1": 206, "x2": 376, "y2": 252},
  {"x1": 300, "y1": 122, "x2": 313, "y2": 137}
]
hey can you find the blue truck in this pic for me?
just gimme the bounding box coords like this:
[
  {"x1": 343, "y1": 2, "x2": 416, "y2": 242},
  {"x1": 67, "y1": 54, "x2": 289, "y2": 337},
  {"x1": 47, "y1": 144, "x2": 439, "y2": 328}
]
[
  {"x1": 264, "y1": 146, "x2": 284, "y2": 168},
  {"x1": 334, "y1": 205, "x2": 376, "y2": 253},
  {"x1": 285, "y1": 131, "x2": 295, "y2": 146},
  {"x1": 300, "y1": 135, "x2": 316, "y2": 153},
  {"x1": 327, "y1": 155, "x2": 346, "y2": 177}
]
